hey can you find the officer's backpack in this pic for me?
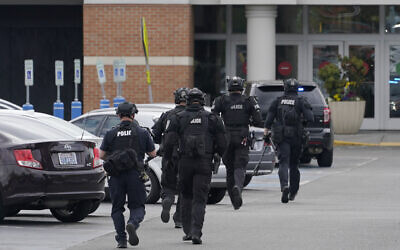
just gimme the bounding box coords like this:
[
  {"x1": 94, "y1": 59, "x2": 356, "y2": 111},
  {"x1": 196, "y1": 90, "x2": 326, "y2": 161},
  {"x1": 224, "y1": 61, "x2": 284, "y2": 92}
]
[
  {"x1": 103, "y1": 123, "x2": 142, "y2": 176},
  {"x1": 178, "y1": 110, "x2": 213, "y2": 157}
]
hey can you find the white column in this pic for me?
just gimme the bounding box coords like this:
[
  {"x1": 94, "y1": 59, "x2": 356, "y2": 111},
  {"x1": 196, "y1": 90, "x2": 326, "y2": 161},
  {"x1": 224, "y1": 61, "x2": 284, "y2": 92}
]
[{"x1": 246, "y1": 5, "x2": 277, "y2": 82}]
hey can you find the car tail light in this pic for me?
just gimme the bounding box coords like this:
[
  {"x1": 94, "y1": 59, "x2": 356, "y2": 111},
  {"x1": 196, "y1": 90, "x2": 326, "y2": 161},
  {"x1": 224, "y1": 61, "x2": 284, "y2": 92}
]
[
  {"x1": 93, "y1": 147, "x2": 103, "y2": 169},
  {"x1": 323, "y1": 107, "x2": 330, "y2": 124},
  {"x1": 13, "y1": 149, "x2": 42, "y2": 169}
]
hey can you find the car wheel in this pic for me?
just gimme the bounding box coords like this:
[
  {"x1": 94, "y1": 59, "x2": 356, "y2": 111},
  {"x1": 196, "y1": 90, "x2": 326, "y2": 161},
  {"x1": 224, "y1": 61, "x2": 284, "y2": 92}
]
[
  {"x1": 317, "y1": 149, "x2": 333, "y2": 167},
  {"x1": 0, "y1": 201, "x2": 4, "y2": 222},
  {"x1": 5, "y1": 208, "x2": 20, "y2": 217},
  {"x1": 243, "y1": 174, "x2": 253, "y2": 187},
  {"x1": 88, "y1": 200, "x2": 101, "y2": 214},
  {"x1": 300, "y1": 154, "x2": 312, "y2": 164},
  {"x1": 50, "y1": 200, "x2": 92, "y2": 223},
  {"x1": 207, "y1": 188, "x2": 226, "y2": 204},
  {"x1": 145, "y1": 170, "x2": 160, "y2": 204}
]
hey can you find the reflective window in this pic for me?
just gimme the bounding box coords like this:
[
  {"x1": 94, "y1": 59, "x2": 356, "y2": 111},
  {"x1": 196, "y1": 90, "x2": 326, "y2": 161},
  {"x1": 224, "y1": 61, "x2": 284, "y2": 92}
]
[
  {"x1": 349, "y1": 45, "x2": 375, "y2": 118},
  {"x1": 385, "y1": 6, "x2": 400, "y2": 33},
  {"x1": 71, "y1": 115, "x2": 104, "y2": 135},
  {"x1": 313, "y1": 45, "x2": 339, "y2": 92},
  {"x1": 389, "y1": 46, "x2": 400, "y2": 118},
  {"x1": 194, "y1": 40, "x2": 226, "y2": 99},
  {"x1": 232, "y1": 5, "x2": 246, "y2": 33},
  {"x1": 276, "y1": 45, "x2": 298, "y2": 79},
  {"x1": 277, "y1": 6, "x2": 303, "y2": 33},
  {"x1": 99, "y1": 115, "x2": 120, "y2": 138},
  {"x1": 194, "y1": 6, "x2": 226, "y2": 33},
  {"x1": 309, "y1": 6, "x2": 379, "y2": 34},
  {"x1": 236, "y1": 45, "x2": 247, "y2": 79}
]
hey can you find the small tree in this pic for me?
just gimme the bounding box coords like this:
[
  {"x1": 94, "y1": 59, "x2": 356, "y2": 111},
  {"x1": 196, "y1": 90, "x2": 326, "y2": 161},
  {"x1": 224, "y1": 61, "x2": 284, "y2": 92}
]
[{"x1": 318, "y1": 56, "x2": 367, "y2": 101}]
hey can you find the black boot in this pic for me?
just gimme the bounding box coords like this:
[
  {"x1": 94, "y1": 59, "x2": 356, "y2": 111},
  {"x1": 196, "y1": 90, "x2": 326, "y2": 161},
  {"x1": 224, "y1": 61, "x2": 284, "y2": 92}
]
[
  {"x1": 289, "y1": 191, "x2": 297, "y2": 201},
  {"x1": 182, "y1": 235, "x2": 192, "y2": 241},
  {"x1": 161, "y1": 197, "x2": 173, "y2": 223},
  {"x1": 281, "y1": 186, "x2": 289, "y2": 203},
  {"x1": 126, "y1": 223, "x2": 139, "y2": 246},
  {"x1": 115, "y1": 236, "x2": 127, "y2": 249},
  {"x1": 232, "y1": 185, "x2": 242, "y2": 210},
  {"x1": 192, "y1": 235, "x2": 202, "y2": 245}
]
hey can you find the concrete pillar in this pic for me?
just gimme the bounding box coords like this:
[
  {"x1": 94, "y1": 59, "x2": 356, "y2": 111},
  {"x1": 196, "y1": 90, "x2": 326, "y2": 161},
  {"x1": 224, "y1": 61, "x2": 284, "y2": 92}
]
[{"x1": 246, "y1": 5, "x2": 277, "y2": 82}]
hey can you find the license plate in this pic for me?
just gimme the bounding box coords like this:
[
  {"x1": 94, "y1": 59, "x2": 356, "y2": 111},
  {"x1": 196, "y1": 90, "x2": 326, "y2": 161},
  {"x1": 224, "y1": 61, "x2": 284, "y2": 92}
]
[{"x1": 58, "y1": 152, "x2": 78, "y2": 165}]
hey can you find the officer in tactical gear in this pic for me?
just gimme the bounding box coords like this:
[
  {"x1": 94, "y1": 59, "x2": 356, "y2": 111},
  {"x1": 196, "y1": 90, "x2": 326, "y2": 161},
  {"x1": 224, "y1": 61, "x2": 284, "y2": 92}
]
[
  {"x1": 212, "y1": 76, "x2": 263, "y2": 210},
  {"x1": 152, "y1": 87, "x2": 190, "y2": 228},
  {"x1": 100, "y1": 102, "x2": 156, "y2": 248},
  {"x1": 264, "y1": 78, "x2": 314, "y2": 203},
  {"x1": 164, "y1": 88, "x2": 227, "y2": 245}
]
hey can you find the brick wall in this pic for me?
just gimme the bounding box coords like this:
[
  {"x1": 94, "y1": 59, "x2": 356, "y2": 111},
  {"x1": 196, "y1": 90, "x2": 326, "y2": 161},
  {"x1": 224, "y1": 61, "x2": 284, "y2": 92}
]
[{"x1": 83, "y1": 4, "x2": 193, "y2": 112}]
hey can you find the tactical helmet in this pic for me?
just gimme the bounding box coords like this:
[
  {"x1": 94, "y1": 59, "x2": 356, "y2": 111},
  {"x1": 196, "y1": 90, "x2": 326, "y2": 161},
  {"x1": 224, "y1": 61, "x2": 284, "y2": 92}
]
[
  {"x1": 186, "y1": 88, "x2": 205, "y2": 106},
  {"x1": 173, "y1": 87, "x2": 190, "y2": 104},
  {"x1": 227, "y1": 76, "x2": 245, "y2": 91},
  {"x1": 283, "y1": 78, "x2": 299, "y2": 93},
  {"x1": 116, "y1": 102, "x2": 137, "y2": 116}
]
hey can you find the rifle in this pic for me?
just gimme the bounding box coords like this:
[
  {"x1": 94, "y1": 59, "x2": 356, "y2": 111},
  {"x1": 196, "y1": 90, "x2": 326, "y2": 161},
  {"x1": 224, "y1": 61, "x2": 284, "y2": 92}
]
[{"x1": 252, "y1": 133, "x2": 278, "y2": 176}]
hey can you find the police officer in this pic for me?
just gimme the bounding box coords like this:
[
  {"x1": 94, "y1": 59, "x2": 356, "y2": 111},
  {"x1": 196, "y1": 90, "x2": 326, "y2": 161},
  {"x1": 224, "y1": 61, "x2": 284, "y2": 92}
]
[
  {"x1": 212, "y1": 76, "x2": 263, "y2": 210},
  {"x1": 152, "y1": 87, "x2": 189, "y2": 228},
  {"x1": 164, "y1": 88, "x2": 226, "y2": 244},
  {"x1": 100, "y1": 102, "x2": 156, "y2": 248},
  {"x1": 264, "y1": 78, "x2": 314, "y2": 203}
]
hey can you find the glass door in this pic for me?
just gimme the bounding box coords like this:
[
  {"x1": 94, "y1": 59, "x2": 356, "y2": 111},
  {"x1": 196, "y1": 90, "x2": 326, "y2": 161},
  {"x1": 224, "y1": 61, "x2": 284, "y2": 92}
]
[{"x1": 384, "y1": 43, "x2": 400, "y2": 129}]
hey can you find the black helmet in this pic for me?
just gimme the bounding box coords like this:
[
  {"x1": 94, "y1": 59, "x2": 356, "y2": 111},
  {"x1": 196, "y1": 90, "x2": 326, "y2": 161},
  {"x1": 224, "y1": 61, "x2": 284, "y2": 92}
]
[
  {"x1": 186, "y1": 88, "x2": 205, "y2": 106},
  {"x1": 116, "y1": 102, "x2": 137, "y2": 116},
  {"x1": 227, "y1": 76, "x2": 245, "y2": 91},
  {"x1": 173, "y1": 87, "x2": 190, "y2": 104},
  {"x1": 283, "y1": 78, "x2": 299, "y2": 93}
]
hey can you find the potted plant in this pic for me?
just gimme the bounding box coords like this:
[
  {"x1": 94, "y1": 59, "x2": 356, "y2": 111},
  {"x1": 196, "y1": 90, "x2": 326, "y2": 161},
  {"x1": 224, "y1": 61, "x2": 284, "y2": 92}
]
[{"x1": 318, "y1": 56, "x2": 367, "y2": 134}]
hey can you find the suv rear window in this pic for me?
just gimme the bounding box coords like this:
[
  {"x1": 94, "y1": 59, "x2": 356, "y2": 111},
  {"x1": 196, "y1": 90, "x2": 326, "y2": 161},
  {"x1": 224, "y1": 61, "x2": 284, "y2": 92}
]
[{"x1": 254, "y1": 85, "x2": 325, "y2": 119}]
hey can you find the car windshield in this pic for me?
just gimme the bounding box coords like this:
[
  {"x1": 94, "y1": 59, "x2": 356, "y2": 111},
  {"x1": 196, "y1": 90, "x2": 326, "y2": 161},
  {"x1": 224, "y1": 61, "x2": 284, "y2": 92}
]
[{"x1": 0, "y1": 115, "x2": 76, "y2": 141}]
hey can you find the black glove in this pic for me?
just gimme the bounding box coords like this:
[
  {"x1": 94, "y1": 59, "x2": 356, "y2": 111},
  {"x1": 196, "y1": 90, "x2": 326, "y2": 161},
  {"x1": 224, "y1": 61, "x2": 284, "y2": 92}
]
[
  {"x1": 212, "y1": 153, "x2": 221, "y2": 174},
  {"x1": 263, "y1": 133, "x2": 271, "y2": 145}
]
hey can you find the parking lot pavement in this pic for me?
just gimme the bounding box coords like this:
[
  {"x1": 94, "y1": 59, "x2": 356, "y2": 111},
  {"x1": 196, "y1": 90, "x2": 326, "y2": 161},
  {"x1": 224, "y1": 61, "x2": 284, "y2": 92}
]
[{"x1": 2, "y1": 146, "x2": 399, "y2": 250}]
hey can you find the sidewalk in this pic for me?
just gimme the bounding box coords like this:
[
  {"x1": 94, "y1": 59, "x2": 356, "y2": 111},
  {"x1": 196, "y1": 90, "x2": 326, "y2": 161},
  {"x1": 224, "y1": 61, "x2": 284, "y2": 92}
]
[{"x1": 334, "y1": 130, "x2": 400, "y2": 146}]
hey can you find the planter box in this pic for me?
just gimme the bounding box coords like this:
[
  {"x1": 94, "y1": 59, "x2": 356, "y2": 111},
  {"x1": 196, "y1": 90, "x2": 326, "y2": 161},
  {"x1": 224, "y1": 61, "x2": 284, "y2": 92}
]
[{"x1": 329, "y1": 100, "x2": 366, "y2": 134}]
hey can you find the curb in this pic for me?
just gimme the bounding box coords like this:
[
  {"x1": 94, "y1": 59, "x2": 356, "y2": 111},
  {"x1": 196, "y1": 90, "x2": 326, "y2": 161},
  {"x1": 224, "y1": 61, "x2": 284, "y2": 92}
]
[{"x1": 334, "y1": 140, "x2": 400, "y2": 147}]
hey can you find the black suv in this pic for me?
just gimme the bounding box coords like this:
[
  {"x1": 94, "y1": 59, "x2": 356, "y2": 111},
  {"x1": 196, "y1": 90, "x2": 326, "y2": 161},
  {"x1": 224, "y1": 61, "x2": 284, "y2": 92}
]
[{"x1": 244, "y1": 80, "x2": 334, "y2": 167}]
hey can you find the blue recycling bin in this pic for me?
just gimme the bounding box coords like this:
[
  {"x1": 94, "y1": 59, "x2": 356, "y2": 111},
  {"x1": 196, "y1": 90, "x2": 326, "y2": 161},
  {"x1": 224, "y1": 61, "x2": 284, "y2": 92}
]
[
  {"x1": 53, "y1": 102, "x2": 64, "y2": 119},
  {"x1": 100, "y1": 99, "x2": 110, "y2": 109},
  {"x1": 22, "y1": 103, "x2": 34, "y2": 111},
  {"x1": 113, "y1": 96, "x2": 126, "y2": 107},
  {"x1": 71, "y1": 101, "x2": 82, "y2": 120}
]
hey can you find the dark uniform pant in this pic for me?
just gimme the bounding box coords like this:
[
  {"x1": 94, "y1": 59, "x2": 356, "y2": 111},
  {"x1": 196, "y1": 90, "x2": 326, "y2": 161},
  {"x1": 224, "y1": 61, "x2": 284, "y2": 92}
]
[
  {"x1": 222, "y1": 130, "x2": 249, "y2": 204},
  {"x1": 277, "y1": 138, "x2": 302, "y2": 194},
  {"x1": 108, "y1": 169, "x2": 146, "y2": 241},
  {"x1": 179, "y1": 156, "x2": 212, "y2": 238},
  {"x1": 161, "y1": 156, "x2": 181, "y2": 223}
]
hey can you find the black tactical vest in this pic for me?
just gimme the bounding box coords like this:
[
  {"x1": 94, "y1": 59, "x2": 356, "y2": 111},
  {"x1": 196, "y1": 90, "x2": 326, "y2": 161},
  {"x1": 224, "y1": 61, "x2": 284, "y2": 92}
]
[
  {"x1": 277, "y1": 95, "x2": 301, "y2": 127},
  {"x1": 111, "y1": 122, "x2": 140, "y2": 156},
  {"x1": 178, "y1": 110, "x2": 214, "y2": 157},
  {"x1": 221, "y1": 95, "x2": 250, "y2": 127}
]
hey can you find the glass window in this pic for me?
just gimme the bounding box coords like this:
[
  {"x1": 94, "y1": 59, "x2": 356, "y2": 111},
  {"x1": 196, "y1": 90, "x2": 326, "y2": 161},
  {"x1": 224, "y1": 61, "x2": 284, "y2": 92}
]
[
  {"x1": 194, "y1": 40, "x2": 226, "y2": 99},
  {"x1": 277, "y1": 6, "x2": 303, "y2": 33},
  {"x1": 309, "y1": 6, "x2": 379, "y2": 34},
  {"x1": 389, "y1": 46, "x2": 400, "y2": 118},
  {"x1": 276, "y1": 45, "x2": 298, "y2": 80},
  {"x1": 349, "y1": 45, "x2": 375, "y2": 118},
  {"x1": 313, "y1": 45, "x2": 340, "y2": 93},
  {"x1": 71, "y1": 115, "x2": 104, "y2": 135},
  {"x1": 385, "y1": 6, "x2": 400, "y2": 33},
  {"x1": 99, "y1": 116, "x2": 120, "y2": 138},
  {"x1": 232, "y1": 5, "x2": 246, "y2": 33},
  {"x1": 236, "y1": 45, "x2": 247, "y2": 79},
  {"x1": 194, "y1": 6, "x2": 226, "y2": 33}
]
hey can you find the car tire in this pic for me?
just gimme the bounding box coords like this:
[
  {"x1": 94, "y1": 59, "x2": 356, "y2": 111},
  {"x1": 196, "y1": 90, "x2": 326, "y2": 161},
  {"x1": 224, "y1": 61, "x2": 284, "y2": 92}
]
[
  {"x1": 317, "y1": 149, "x2": 333, "y2": 167},
  {"x1": 300, "y1": 154, "x2": 312, "y2": 164},
  {"x1": 0, "y1": 201, "x2": 4, "y2": 222},
  {"x1": 5, "y1": 208, "x2": 20, "y2": 217},
  {"x1": 50, "y1": 200, "x2": 92, "y2": 223},
  {"x1": 88, "y1": 200, "x2": 101, "y2": 214},
  {"x1": 243, "y1": 174, "x2": 253, "y2": 187},
  {"x1": 145, "y1": 170, "x2": 160, "y2": 204},
  {"x1": 207, "y1": 188, "x2": 226, "y2": 205}
]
